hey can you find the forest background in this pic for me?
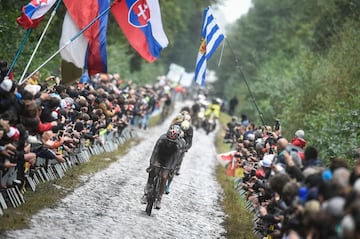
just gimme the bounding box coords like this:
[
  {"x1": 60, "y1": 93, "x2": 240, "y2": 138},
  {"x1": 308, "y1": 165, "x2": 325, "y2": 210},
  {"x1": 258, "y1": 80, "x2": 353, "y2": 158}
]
[{"x1": 0, "y1": 0, "x2": 359, "y2": 164}]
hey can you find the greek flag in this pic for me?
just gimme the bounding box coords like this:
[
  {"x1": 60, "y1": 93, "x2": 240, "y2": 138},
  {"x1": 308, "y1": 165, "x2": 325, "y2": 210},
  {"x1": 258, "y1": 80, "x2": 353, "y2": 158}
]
[{"x1": 194, "y1": 6, "x2": 224, "y2": 86}]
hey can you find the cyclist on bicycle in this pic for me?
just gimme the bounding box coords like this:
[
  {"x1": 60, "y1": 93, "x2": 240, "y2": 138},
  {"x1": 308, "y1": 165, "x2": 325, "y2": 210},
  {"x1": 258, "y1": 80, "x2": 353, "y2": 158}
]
[
  {"x1": 170, "y1": 112, "x2": 184, "y2": 125},
  {"x1": 141, "y1": 125, "x2": 183, "y2": 209},
  {"x1": 160, "y1": 92, "x2": 172, "y2": 121},
  {"x1": 164, "y1": 114, "x2": 194, "y2": 194},
  {"x1": 202, "y1": 98, "x2": 221, "y2": 133},
  {"x1": 175, "y1": 119, "x2": 193, "y2": 173}
]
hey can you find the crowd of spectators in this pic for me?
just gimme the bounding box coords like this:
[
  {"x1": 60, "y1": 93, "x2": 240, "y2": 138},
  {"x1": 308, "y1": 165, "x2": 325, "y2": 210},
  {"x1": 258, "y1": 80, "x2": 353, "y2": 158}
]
[
  {"x1": 0, "y1": 59, "x2": 175, "y2": 213},
  {"x1": 222, "y1": 116, "x2": 360, "y2": 238}
]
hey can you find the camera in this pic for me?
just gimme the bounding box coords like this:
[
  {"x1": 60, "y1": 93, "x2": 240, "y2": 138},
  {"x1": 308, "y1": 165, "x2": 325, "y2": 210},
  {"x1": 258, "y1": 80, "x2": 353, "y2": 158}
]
[
  {"x1": 274, "y1": 119, "x2": 280, "y2": 131},
  {"x1": 58, "y1": 130, "x2": 64, "y2": 138}
]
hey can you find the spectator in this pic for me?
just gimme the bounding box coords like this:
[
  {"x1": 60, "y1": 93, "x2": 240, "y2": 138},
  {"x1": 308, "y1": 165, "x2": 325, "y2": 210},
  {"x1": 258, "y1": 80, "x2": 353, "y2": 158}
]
[
  {"x1": 240, "y1": 114, "x2": 249, "y2": 127},
  {"x1": 28, "y1": 71, "x2": 41, "y2": 86},
  {"x1": 228, "y1": 96, "x2": 238, "y2": 116},
  {"x1": 303, "y1": 146, "x2": 324, "y2": 169},
  {"x1": 291, "y1": 129, "x2": 307, "y2": 149},
  {"x1": 223, "y1": 116, "x2": 238, "y2": 145}
]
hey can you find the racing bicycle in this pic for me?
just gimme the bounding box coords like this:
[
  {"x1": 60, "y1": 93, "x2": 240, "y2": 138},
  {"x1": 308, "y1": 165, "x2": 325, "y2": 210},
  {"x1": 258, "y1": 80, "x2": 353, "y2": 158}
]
[{"x1": 145, "y1": 165, "x2": 171, "y2": 216}]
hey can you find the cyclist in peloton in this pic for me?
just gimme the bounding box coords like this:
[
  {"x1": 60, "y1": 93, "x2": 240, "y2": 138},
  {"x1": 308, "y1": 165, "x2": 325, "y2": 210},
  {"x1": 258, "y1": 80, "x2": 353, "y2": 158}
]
[
  {"x1": 174, "y1": 117, "x2": 193, "y2": 175},
  {"x1": 141, "y1": 125, "x2": 183, "y2": 209},
  {"x1": 164, "y1": 113, "x2": 194, "y2": 194}
]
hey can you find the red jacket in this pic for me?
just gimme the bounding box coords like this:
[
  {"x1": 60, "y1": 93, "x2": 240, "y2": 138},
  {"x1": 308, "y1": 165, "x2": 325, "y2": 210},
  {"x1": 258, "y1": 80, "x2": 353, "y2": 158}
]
[{"x1": 291, "y1": 137, "x2": 306, "y2": 149}]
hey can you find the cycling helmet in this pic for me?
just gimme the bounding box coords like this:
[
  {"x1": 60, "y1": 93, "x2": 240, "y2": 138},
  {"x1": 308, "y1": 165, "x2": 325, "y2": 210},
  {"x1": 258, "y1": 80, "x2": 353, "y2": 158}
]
[
  {"x1": 181, "y1": 120, "x2": 190, "y2": 131},
  {"x1": 167, "y1": 128, "x2": 177, "y2": 141},
  {"x1": 173, "y1": 124, "x2": 182, "y2": 134},
  {"x1": 180, "y1": 110, "x2": 189, "y2": 115},
  {"x1": 167, "y1": 125, "x2": 181, "y2": 141},
  {"x1": 179, "y1": 129, "x2": 184, "y2": 138},
  {"x1": 173, "y1": 113, "x2": 184, "y2": 123},
  {"x1": 184, "y1": 114, "x2": 191, "y2": 122}
]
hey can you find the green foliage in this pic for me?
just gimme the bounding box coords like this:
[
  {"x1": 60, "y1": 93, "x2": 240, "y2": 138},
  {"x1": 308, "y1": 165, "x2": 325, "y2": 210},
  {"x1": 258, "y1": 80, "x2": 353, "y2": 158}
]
[
  {"x1": 305, "y1": 103, "x2": 360, "y2": 165},
  {"x1": 0, "y1": 1, "x2": 65, "y2": 80},
  {"x1": 296, "y1": 20, "x2": 360, "y2": 161},
  {"x1": 216, "y1": 0, "x2": 360, "y2": 164},
  {"x1": 129, "y1": 61, "x2": 166, "y2": 85}
]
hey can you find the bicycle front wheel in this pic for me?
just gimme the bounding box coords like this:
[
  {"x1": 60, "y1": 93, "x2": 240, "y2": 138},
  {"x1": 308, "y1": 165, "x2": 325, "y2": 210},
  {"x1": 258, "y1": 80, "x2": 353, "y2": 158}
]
[
  {"x1": 145, "y1": 183, "x2": 155, "y2": 216},
  {"x1": 145, "y1": 175, "x2": 161, "y2": 216},
  {"x1": 145, "y1": 198, "x2": 154, "y2": 216}
]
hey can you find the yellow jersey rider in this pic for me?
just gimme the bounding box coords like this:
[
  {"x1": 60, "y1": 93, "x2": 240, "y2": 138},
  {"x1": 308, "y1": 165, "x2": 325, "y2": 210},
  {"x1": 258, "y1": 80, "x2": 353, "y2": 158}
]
[{"x1": 204, "y1": 98, "x2": 221, "y2": 119}]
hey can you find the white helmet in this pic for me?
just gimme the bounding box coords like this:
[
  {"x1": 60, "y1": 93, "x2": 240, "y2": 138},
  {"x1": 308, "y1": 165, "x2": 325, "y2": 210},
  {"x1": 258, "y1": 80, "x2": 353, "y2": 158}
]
[
  {"x1": 184, "y1": 114, "x2": 191, "y2": 121},
  {"x1": 181, "y1": 120, "x2": 191, "y2": 131}
]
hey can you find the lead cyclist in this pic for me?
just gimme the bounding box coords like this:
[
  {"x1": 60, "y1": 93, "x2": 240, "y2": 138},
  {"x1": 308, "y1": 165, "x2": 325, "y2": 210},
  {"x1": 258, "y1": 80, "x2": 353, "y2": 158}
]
[{"x1": 141, "y1": 125, "x2": 183, "y2": 209}]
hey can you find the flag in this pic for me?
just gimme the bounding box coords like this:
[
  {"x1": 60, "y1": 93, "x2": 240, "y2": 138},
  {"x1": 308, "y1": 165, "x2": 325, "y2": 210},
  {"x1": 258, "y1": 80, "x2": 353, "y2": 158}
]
[
  {"x1": 217, "y1": 151, "x2": 237, "y2": 166},
  {"x1": 111, "y1": 0, "x2": 169, "y2": 62},
  {"x1": 17, "y1": 0, "x2": 57, "y2": 29},
  {"x1": 59, "y1": 11, "x2": 88, "y2": 70},
  {"x1": 61, "y1": 0, "x2": 109, "y2": 76},
  {"x1": 194, "y1": 6, "x2": 224, "y2": 86},
  {"x1": 217, "y1": 151, "x2": 240, "y2": 177}
]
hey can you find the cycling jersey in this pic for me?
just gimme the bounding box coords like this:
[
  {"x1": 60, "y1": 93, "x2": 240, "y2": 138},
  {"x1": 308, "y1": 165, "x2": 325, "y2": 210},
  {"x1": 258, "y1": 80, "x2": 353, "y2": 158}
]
[{"x1": 149, "y1": 134, "x2": 182, "y2": 169}]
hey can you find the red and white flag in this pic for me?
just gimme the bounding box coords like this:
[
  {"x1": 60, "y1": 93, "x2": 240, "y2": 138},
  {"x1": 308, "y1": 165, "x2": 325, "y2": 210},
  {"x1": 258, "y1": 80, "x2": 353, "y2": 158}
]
[{"x1": 111, "y1": 0, "x2": 168, "y2": 62}]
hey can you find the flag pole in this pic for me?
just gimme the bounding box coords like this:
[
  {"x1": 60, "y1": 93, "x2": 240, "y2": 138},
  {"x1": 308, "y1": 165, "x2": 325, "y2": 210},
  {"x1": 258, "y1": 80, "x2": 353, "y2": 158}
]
[
  {"x1": 18, "y1": 0, "x2": 63, "y2": 84},
  {"x1": 19, "y1": 2, "x2": 114, "y2": 85},
  {"x1": 6, "y1": 28, "x2": 32, "y2": 76},
  {"x1": 225, "y1": 38, "x2": 267, "y2": 126}
]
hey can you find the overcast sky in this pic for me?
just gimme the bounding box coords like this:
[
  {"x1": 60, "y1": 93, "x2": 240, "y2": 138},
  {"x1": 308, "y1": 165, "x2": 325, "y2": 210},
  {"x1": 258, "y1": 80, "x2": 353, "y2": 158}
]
[{"x1": 214, "y1": 0, "x2": 252, "y2": 28}]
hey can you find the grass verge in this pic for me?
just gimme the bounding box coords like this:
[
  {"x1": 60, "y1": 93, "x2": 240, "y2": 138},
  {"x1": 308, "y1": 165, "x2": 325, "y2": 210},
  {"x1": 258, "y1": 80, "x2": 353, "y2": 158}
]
[
  {"x1": 0, "y1": 139, "x2": 140, "y2": 233},
  {"x1": 215, "y1": 113, "x2": 257, "y2": 239}
]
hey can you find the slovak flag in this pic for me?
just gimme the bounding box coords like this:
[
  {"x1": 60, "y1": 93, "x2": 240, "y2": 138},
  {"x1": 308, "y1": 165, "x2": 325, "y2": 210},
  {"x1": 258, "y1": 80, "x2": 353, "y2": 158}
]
[
  {"x1": 111, "y1": 0, "x2": 169, "y2": 62},
  {"x1": 17, "y1": 0, "x2": 57, "y2": 29},
  {"x1": 61, "y1": 0, "x2": 109, "y2": 76},
  {"x1": 194, "y1": 6, "x2": 224, "y2": 86}
]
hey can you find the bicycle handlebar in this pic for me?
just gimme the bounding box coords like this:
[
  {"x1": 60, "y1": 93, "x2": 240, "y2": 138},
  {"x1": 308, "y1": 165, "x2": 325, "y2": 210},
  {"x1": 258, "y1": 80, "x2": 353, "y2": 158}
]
[{"x1": 150, "y1": 164, "x2": 173, "y2": 171}]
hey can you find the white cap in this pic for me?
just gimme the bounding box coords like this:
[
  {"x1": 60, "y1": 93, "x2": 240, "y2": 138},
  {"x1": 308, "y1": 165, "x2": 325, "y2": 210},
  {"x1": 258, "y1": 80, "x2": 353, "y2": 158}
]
[
  {"x1": 247, "y1": 133, "x2": 255, "y2": 141},
  {"x1": 260, "y1": 154, "x2": 275, "y2": 168},
  {"x1": 0, "y1": 77, "x2": 13, "y2": 92},
  {"x1": 24, "y1": 84, "x2": 41, "y2": 96},
  {"x1": 295, "y1": 129, "x2": 305, "y2": 139}
]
